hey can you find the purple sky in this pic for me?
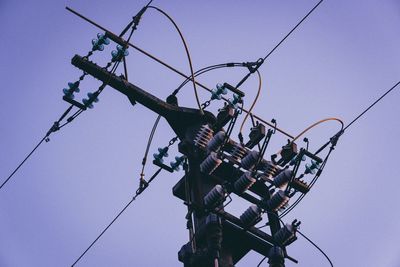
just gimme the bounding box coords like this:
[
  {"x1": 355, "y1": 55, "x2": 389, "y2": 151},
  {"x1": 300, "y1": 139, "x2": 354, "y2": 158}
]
[{"x1": 1, "y1": 0, "x2": 400, "y2": 266}]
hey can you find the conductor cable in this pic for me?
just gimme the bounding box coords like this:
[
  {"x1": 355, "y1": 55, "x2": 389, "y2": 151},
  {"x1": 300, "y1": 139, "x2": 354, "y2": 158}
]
[
  {"x1": 71, "y1": 167, "x2": 163, "y2": 266},
  {"x1": 148, "y1": 5, "x2": 203, "y2": 114},
  {"x1": 238, "y1": 69, "x2": 262, "y2": 143}
]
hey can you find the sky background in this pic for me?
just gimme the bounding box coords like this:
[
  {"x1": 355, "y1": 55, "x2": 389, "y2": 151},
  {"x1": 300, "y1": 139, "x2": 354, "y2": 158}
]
[{"x1": 1, "y1": 0, "x2": 399, "y2": 266}]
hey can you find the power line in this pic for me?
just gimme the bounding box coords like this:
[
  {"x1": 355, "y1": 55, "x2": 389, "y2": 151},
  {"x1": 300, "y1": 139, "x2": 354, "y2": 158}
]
[
  {"x1": 65, "y1": 6, "x2": 296, "y2": 140},
  {"x1": 297, "y1": 230, "x2": 334, "y2": 267},
  {"x1": 256, "y1": 255, "x2": 267, "y2": 267},
  {"x1": 0, "y1": 105, "x2": 75, "y2": 191},
  {"x1": 139, "y1": 62, "x2": 247, "y2": 181},
  {"x1": 0, "y1": 136, "x2": 47, "y2": 190},
  {"x1": 263, "y1": 0, "x2": 324, "y2": 61},
  {"x1": 344, "y1": 80, "x2": 400, "y2": 131},
  {"x1": 235, "y1": 0, "x2": 325, "y2": 89},
  {"x1": 148, "y1": 5, "x2": 203, "y2": 114},
  {"x1": 71, "y1": 167, "x2": 162, "y2": 267},
  {"x1": 0, "y1": 5, "x2": 147, "y2": 192}
]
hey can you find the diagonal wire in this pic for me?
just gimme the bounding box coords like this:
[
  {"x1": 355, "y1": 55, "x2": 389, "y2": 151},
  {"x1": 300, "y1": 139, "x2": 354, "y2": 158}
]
[
  {"x1": 65, "y1": 6, "x2": 296, "y2": 139},
  {"x1": 0, "y1": 136, "x2": 47, "y2": 190},
  {"x1": 71, "y1": 167, "x2": 163, "y2": 266},
  {"x1": 71, "y1": 198, "x2": 135, "y2": 266},
  {"x1": 344, "y1": 80, "x2": 400, "y2": 131},
  {"x1": 1, "y1": 105, "x2": 75, "y2": 191},
  {"x1": 263, "y1": 0, "x2": 324, "y2": 61},
  {"x1": 148, "y1": 5, "x2": 203, "y2": 114},
  {"x1": 297, "y1": 230, "x2": 334, "y2": 267}
]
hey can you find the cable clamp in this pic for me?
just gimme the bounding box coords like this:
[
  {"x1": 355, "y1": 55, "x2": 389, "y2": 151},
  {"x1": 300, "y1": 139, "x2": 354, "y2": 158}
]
[
  {"x1": 330, "y1": 129, "x2": 344, "y2": 147},
  {"x1": 246, "y1": 58, "x2": 264, "y2": 73}
]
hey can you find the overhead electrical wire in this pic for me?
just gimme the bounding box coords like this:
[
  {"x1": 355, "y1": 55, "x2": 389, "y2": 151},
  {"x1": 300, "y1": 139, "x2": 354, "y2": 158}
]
[
  {"x1": 292, "y1": 117, "x2": 344, "y2": 143},
  {"x1": 0, "y1": 105, "x2": 74, "y2": 190},
  {"x1": 139, "y1": 115, "x2": 162, "y2": 182},
  {"x1": 71, "y1": 167, "x2": 163, "y2": 267},
  {"x1": 10, "y1": 2, "x2": 398, "y2": 266},
  {"x1": 263, "y1": 0, "x2": 324, "y2": 62},
  {"x1": 279, "y1": 81, "x2": 400, "y2": 217},
  {"x1": 172, "y1": 62, "x2": 245, "y2": 96},
  {"x1": 63, "y1": 4, "x2": 339, "y2": 265},
  {"x1": 235, "y1": 0, "x2": 325, "y2": 89},
  {"x1": 286, "y1": 81, "x2": 400, "y2": 216},
  {"x1": 343, "y1": 80, "x2": 400, "y2": 131},
  {"x1": 239, "y1": 69, "x2": 263, "y2": 140},
  {"x1": 139, "y1": 62, "x2": 247, "y2": 180},
  {"x1": 297, "y1": 230, "x2": 334, "y2": 267},
  {"x1": 75, "y1": 60, "x2": 248, "y2": 265},
  {"x1": 256, "y1": 212, "x2": 333, "y2": 267},
  {"x1": 147, "y1": 5, "x2": 203, "y2": 114},
  {"x1": 256, "y1": 255, "x2": 268, "y2": 267},
  {"x1": 280, "y1": 142, "x2": 333, "y2": 218},
  {"x1": 65, "y1": 6, "x2": 296, "y2": 139},
  {"x1": 0, "y1": 136, "x2": 47, "y2": 190},
  {"x1": 0, "y1": 5, "x2": 144, "y2": 192}
]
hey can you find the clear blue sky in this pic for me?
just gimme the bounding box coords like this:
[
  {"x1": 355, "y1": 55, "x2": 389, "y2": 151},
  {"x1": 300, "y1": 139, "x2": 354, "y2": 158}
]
[{"x1": 1, "y1": 0, "x2": 399, "y2": 266}]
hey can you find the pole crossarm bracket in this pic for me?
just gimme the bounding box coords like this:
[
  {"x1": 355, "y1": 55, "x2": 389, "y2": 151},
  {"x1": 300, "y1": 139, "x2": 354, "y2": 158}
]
[{"x1": 71, "y1": 54, "x2": 216, "y2": 138}]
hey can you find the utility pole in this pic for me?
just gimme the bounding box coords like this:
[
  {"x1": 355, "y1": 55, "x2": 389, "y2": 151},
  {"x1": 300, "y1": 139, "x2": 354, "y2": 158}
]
[
  {"x1": 71, "y1": 53, "x2": 315, "y2": 266},
  {"x1": 63, "y1": 2, "x2": 332, "y2": 265}
]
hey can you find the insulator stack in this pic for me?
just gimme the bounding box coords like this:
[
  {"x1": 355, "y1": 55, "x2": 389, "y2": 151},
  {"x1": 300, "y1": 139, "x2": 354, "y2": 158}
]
[
  {"x1": 240, "y1": 205, "x2": 262, "y2": 226},
  {"x1": 82, "y1": 92, "x2": 99, "y2": 109},
  {"x1": 228, "y1": 93, "x2": 241, "y2": 109},
  {"x1": 200, "y1": 152, "x2": 222, "y2": 174},
  {"x1": 207, "y1": 131, "x2": 226, "y2": 152},
  {"x1": 203, "y1": 185, "x2": 227, "y2": 208},
  {"x1": 205, "y1": 213, "x2": 221, "y2": 226},
  {"x1": 230, "y1": 143, "x2": 247, "y2": 163},
  {"x1": 153, "y1": 147, "x2": 169, "y2": 163},
  {"x1": 273, "y1": 223, "x2": 297, "y2": 246},
  {"x1": 111, "y1": 45, "x2": 129, "y2": 62},
  {"x1": 234, "y1": 172, "x2": 256, "y2": 193},
  {"x1": 170, "y1": 156, "x2": 186, "y2": 171},
  {"x1": 92, "y1": 33, "x2": 110, "y2": 51},
  {"x1": 194, "y1": 124, "x2": 214, "y2": 149},
  {"x1": 211, "y1": 83, "x2": 228, "y2": 100},
  {"x1": 290, "y1": 179, "x2": 309, "y2": 194},
  {"x1": 305, "y1": 159, "x2": 320, "y2": 174},
  {"x1": 240, "y1": 150, "x2": 259, "y2": 170},
  {"x1": 272, "y1": 169, "x2": 292, "y2": 188},
  {"x1": 264, "y1": 190, "x2": 289, "y2": 211},
  {"x1": 261, "y1": 159, "x2": 280, "y2": 177},
  {"x1": 62, "y1": 82, "x2": 80, "y2": 100}
]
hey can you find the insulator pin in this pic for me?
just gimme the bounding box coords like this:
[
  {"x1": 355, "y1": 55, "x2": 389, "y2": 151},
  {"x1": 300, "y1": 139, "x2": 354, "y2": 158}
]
[
  {"x1": 194, "y1": 124, "x2": 214, "y2": 149},
  {"x1": 240, "y1": 205, "x2": 262, "y2": 226},
  {"x1": 207, "y1": 131, "x2": 225, "y2": 152},
  {"x1": 234, "y1": 172, "x2": 256, "y2": 193},
  {"x1": 203, "y1": 185, "x2": 227, "y2": 208},
  {"x1": 240, "y1": 150, "x2": 259, "y2": 170},
  {"x1": 200, "y1": 152, "x2": 222, "y2": 174}
]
